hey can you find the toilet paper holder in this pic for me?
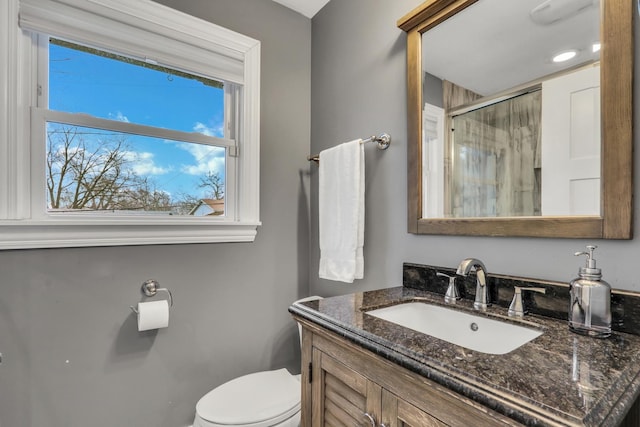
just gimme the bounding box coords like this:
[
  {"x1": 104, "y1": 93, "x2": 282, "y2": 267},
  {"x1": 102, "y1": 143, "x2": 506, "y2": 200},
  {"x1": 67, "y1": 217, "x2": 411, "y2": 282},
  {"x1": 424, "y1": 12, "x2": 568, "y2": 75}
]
[{"x1": 130, "y1": 279, "x2": 173, "y2": 314}]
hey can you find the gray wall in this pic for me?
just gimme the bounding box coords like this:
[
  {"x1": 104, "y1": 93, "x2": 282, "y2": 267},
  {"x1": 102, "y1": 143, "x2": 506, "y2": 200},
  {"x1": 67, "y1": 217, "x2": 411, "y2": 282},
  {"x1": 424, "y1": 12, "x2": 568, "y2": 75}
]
[
  {"x1": 0, "y1": 2, "x2": 310, "y2": 426},
  {"x1": 309, "y1": 0, "x2": 640, "y2": 298},
  {"x1": 424, "y1": 71, "x2": 444, "y2": 108}
]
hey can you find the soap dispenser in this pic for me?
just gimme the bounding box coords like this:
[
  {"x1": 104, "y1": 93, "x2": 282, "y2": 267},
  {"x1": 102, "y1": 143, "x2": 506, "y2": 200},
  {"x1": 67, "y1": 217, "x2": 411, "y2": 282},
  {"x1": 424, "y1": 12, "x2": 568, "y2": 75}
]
[{"x1": 568, "y1": 245, "x2": 611, "y2": 338}]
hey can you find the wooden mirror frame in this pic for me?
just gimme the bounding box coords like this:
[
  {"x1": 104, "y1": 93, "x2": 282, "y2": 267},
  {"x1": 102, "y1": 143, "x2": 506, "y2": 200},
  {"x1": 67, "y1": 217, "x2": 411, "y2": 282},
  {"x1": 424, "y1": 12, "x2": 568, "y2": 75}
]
[{"x1": 398, "y1": 0, "x2": 633, "y2": 239}]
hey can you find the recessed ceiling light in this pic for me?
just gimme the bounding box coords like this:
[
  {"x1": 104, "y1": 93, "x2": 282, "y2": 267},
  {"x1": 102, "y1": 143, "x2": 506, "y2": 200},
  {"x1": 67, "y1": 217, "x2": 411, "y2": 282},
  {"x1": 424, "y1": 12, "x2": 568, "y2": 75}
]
[
  {"x1": 592, "y1": 43, "x2": 601, "y2": 53},
  {"x1": 553, "y1": 50, "x2": 578, "y2": 63}
]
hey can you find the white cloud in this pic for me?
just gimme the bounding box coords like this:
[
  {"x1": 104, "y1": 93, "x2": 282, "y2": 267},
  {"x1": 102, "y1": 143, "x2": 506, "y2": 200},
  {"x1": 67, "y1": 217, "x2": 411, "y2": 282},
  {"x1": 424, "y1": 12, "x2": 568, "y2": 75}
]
[
  {"x1": 123, "y1": 151, "x2": 170, "y2": 176},
  {"x1": 109, "y1": 111, "x2": 130, "y2": 123},
  {"x1": 181, "y1": 157, "x2": 225, "y2": 176},
  {"x1": 193, "y1": 122, "x2": 224, "y2": 138},
  {"x1": 173, "y1": 141, "x2": 226, "y2": 177}
]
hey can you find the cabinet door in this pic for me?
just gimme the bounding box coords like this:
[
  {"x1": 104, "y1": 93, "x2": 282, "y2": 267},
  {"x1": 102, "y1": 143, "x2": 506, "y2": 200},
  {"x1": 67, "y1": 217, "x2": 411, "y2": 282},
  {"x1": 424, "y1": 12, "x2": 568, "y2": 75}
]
[
  {"x1": 312, "y1": 348, "x2": 382, "y2": 427},
  {"x1": 382, "y1": 389, "x2": 448, "y2": 427},
  {"x1": 301, "y1": 326, "x2": 525, "y2": 427}
]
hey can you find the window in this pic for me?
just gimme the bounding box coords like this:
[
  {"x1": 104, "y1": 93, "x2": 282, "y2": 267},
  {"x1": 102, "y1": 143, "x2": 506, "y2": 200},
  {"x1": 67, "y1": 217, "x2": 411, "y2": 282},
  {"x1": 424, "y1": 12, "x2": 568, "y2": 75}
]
[
  {"x1": 0, "y1": 0, "x2": 261, "y2": 249},
  {"x1": 43, "y1": 39, "x2": 233, "y2": 217}
]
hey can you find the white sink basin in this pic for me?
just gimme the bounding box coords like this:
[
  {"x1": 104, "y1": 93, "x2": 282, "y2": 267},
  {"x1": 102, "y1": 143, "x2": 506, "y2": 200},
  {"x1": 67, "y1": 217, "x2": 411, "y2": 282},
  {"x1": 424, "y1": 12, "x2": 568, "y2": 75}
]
[{"x1": 366, "y1": 302, "x2": 542, "y2": 355}]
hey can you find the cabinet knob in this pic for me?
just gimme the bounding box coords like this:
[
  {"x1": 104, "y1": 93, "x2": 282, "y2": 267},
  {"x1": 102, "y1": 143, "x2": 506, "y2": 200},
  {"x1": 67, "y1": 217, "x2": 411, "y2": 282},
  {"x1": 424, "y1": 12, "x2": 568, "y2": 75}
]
[{"x1": 364, "y1": 412, "x2": 376, "y2": 427}]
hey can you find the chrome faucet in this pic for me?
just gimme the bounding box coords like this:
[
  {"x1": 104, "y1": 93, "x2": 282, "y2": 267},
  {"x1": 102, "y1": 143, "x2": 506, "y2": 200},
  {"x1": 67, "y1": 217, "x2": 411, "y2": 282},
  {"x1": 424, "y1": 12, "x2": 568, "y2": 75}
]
[{"x1": 456, "y1": 258, "x2": 489, "y2": 310}]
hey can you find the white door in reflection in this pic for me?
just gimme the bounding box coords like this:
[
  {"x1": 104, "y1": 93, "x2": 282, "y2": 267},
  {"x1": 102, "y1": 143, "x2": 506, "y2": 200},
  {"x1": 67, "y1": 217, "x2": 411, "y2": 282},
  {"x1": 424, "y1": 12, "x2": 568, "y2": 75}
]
[{"x1": 542, "y1": 65, "x2": 601, "y2": 216}]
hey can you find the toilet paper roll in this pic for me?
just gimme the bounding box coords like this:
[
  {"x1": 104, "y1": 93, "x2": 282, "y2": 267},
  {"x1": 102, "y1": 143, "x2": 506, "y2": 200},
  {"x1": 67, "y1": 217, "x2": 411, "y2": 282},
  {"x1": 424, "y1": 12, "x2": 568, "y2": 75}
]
[{"x1": 136, "y1": 300, "x2": 169, "y2": 331}]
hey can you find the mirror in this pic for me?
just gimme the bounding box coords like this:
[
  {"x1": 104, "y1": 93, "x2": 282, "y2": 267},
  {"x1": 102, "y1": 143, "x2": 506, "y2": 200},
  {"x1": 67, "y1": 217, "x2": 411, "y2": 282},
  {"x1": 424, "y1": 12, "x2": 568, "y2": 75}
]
[
  {"x1": 424, "y1": 0, "x2": 600, "y2": 219},
  {"x1": 398, "y1": 0, "x2": 633, "y2": 238}
]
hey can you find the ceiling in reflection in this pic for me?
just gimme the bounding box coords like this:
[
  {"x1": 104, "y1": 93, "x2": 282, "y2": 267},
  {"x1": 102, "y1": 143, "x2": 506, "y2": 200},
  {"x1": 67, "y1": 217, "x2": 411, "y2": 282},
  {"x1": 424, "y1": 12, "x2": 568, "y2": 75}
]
[{"x1": 422, "y1": 0, "x2": 600, "y2": 95}]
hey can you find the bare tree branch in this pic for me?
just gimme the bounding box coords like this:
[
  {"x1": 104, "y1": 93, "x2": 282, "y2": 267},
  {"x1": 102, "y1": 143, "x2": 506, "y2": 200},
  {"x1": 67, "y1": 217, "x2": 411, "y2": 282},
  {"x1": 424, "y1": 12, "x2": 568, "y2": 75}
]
[{"x1": 46, "y1": 124, "x2": 224, "y2": 215}]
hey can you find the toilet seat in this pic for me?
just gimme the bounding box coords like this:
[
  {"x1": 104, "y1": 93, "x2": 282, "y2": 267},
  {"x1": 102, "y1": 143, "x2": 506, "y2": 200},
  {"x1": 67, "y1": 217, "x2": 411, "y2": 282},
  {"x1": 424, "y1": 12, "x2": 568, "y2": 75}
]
[{"x1": 195, "y1": 368, "x2": 301, "y2": 427}]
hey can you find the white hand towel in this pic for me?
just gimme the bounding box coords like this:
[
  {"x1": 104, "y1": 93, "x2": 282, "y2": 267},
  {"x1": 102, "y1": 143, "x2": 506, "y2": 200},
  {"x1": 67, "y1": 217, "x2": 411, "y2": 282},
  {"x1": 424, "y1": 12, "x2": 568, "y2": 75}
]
[{"x1": 318, "y1": 139, "x2": 364, "y2": 283}]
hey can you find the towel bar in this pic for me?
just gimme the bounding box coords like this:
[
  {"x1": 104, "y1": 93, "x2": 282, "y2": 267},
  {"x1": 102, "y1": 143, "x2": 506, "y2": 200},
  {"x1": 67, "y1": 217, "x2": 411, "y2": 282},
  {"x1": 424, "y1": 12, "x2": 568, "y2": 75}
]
[{"x1": 307, "y1": 133, "x2": 391, "y2": 163}]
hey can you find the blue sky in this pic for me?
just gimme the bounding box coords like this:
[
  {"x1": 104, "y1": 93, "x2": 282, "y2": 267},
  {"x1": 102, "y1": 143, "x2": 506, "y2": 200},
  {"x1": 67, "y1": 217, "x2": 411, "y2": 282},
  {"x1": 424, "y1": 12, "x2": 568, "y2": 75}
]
[{"x1": 49, "y1": 41, "x2": 226, "y2": 200}]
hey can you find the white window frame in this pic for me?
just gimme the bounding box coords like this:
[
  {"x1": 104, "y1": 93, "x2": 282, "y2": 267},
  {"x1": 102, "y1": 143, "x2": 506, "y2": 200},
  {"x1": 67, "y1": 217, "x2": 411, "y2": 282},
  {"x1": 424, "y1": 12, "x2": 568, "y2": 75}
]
[{"x1": 0, "y1": 0, "x2": 261, "y2": 249}]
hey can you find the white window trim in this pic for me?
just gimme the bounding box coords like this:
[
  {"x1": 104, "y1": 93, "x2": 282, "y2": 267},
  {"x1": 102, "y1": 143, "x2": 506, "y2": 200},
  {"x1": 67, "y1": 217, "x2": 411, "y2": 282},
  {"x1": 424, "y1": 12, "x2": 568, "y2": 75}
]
[{"x1": 0, "y1": 0, "x2": 261, "y2": 249}]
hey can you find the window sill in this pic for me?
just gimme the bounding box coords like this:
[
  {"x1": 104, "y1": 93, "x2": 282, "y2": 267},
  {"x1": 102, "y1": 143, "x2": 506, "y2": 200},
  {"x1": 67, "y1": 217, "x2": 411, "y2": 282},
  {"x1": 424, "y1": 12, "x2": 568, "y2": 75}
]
[{"x1": 0, "y1": 220, "x2": 260, "y2": 249}]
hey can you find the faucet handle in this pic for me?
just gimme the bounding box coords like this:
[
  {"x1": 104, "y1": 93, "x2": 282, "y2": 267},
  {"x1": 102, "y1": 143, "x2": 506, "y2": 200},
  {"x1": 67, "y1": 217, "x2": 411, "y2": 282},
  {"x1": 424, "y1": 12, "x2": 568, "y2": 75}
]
[
  {"x1": 437, "y1": 272, "x2": 461, "y2": 304},
  {"x1": 508, "y1": 286, "x2": 546, "y2": 317}
]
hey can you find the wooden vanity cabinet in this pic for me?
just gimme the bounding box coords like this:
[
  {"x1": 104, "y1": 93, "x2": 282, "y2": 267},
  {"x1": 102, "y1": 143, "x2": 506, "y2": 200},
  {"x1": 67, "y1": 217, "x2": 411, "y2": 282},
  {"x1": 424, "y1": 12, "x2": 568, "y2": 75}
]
[
  {"x1": 298, "y1": 319, "x2": 524, "y2": 427},
  {"x1": 311, "y1": 345, "x2": 446, "y2": 426}
]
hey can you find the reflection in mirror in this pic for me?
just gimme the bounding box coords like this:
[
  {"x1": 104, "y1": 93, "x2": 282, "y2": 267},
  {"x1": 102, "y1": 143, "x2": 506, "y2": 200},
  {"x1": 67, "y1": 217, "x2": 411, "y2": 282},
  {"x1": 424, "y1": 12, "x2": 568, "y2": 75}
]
[
  {"x1": 421, "y1": 0, "x2": 600, "y2": 218},
  {"x1": 448, "y1": 90, "x2": 542, "y2": 217},
  {"x1": 398, "y1": 0, "x2": 632, "y2": 238}
]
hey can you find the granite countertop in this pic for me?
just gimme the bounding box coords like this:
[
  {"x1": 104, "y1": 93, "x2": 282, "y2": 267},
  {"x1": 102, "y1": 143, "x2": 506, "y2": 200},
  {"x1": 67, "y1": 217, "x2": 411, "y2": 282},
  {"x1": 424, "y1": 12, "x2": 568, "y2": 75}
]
[{"x1": 290, "y1": 286, "x2": 640, "y2": 427}]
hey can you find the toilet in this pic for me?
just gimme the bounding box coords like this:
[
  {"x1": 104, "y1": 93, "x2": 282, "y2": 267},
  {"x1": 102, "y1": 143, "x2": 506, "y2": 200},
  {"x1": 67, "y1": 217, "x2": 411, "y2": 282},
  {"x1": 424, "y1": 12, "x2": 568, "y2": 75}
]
[{"x1": 192, "y1": 296, "x2": 322, "y2": 427}]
